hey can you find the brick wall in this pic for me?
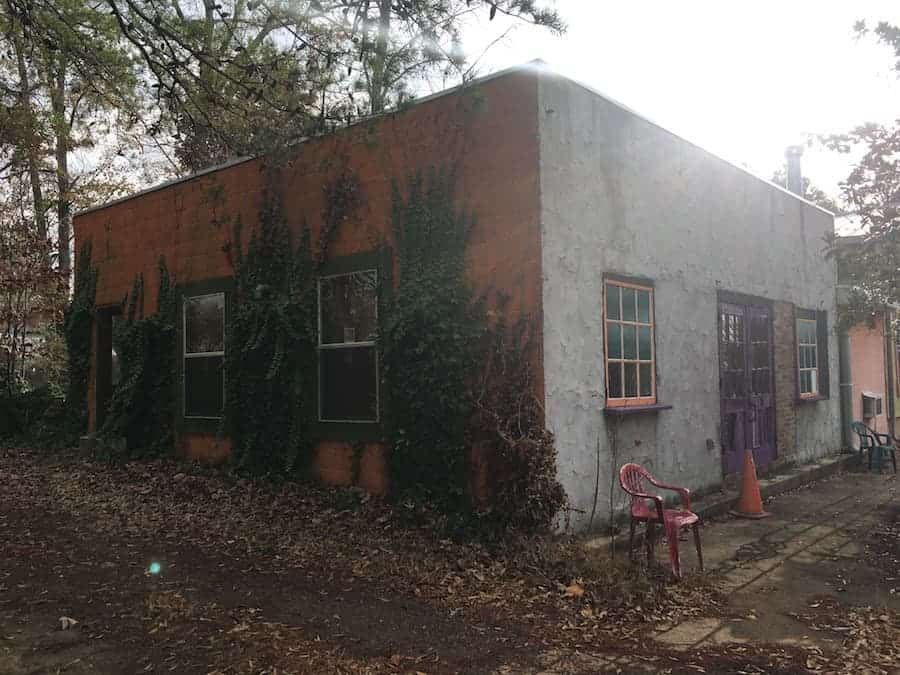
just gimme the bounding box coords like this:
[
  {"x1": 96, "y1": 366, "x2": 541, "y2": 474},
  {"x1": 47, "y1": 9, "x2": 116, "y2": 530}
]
[
  {"x1": 773, "y1": 301, "x2": 798, "y2": 462},
  {"x1": 74, "y1": 71, "x2": 544, "y2": 495}
]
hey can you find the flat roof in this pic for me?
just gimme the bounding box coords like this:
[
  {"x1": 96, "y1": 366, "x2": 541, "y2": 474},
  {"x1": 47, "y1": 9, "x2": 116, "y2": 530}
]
[{"x1": 76, "y1": 60, "x2": 832, "y2": 219}]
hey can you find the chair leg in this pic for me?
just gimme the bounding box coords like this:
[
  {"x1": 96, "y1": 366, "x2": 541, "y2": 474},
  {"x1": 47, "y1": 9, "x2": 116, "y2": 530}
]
[
  {"x1": 692, "y1": 523, "x2": 704, "y2": 572},
  {"x1": 666, "y1": 520, "x2": 681, "y2": 580},
  {"x1": 868, "y1": 447, "x2": 873, "y2": 471},
  {"x1": 645, "y1": 522, "x2": 655, "y2": 566},
  {"x1": 892, "y1": 448, "x2": 897, "y2": 474},
  {"x1": 628, "y1": 517, "x2": 636, "y2": 563}
]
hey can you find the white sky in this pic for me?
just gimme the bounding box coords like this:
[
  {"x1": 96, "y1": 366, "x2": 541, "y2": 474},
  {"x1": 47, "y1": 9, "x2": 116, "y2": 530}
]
[{"x1": 463, "y1": 0, "x2": 900, "y2": 201}]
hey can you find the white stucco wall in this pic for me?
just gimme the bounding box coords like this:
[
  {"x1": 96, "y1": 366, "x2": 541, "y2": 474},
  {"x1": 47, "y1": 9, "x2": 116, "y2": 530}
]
[{"x1": 537, "y1": 73, "x2": 841, "y2": 531}]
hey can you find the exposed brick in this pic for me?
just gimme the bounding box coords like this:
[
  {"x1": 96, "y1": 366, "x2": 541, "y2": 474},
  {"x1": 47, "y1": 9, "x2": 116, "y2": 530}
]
[{"x1": 773, "y1": 301, "x2": 798, "y2": 460}]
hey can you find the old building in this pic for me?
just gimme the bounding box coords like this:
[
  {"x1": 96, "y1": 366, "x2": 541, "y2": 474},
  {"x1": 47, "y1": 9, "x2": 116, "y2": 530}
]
[{"x1": 75, "y1": 63, "x2": 841, "y2": 529}]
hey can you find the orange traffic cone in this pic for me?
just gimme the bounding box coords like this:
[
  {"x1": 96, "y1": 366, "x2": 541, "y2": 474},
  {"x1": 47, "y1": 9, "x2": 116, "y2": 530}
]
[{"x1": 729, "y1": 448, "x2": 772, "y2": 519}]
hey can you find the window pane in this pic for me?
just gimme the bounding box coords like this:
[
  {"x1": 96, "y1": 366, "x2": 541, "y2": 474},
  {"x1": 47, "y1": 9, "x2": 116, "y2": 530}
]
[
  {"x1": 320, "y1": 346, "x2": 377, "y2": 421},
  {"x1": 185, "y1": 355, "x2": 224, "y2": 417},
  {"x1": 622, "y1": 287, "x2": 636, "y2": 321},
  {"x1": 639, "y1": 363, "x2": 652, "y2": 397},
  {"x1": 624, "y1": 363, "x2": 638, "y2": 398},
  {"x1": 185, "y1": 294, "x2": 225, "y2": 354},
  {"x1": 809, "y1": 369, "x2": 818, "y2": 394},
  {"x1": 606, "y1": 284, "x2": 620, "y2": 320},
  {"x1": 637, "y1": 290, "x2": 651, "y2": 323},
  {"x1": 607, "y1": 323, "x2": 622, "y2": 359},
  {"x1": 320, "y1": 271, "x2": 377, "y2": 345},
  {"x1": 623, "y1": 325, "x2": 637, "y2": 360},
  {"x1": 608, "y1": 362, "x2": 622, "y2": 398},
  {"x1": 638, "y1": 326, "x2": 652, "y2": 360},
  {"x1": 800, "y1": 370, "x2": 811, "y2": 394}
]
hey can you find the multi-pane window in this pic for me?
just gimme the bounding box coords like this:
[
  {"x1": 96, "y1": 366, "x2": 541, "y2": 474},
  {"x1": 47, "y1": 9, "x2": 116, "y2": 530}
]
[
  {"x1": 604, "y1": 280, "x2": 655, "y2": 406},
  {"x1": 183, "y1": 293, "x2": 225, "y2": 418},
  {"x1": 797, "y1": 317, "x2": 819, "y2": 398},
  {"x1": 318, "y1": 270, "x2": 378, "y2": 422}
]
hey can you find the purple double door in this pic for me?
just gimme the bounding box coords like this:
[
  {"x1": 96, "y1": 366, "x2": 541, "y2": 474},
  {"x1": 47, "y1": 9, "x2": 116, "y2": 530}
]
[{"x1": 718, "y1": 301, "x2": 776, "y2": 474}]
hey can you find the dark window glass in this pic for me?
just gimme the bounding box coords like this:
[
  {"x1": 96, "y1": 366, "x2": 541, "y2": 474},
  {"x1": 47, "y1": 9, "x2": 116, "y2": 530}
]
[
  {"x1": 621, "y1": 287, "x2": 636, "y2": 321},
  {"x1": 185, "y1": 294, "x2": 225, "y2": 354},
  {"x1": 606, "y1": 284, "x2": 620, "y2": 320},
  {"x1": 320, "y1": 271, "x2": 377, "y2": 345},
  {"x1": 320, "y1": 346, "x2": 377, "y2": 421},
  {"x1": 623, "y1": 325, "x2": 637, "y2": 360},
  {"x1": 638, "y1": 326, "x2": 652, "y2": 360},
  {"x1": 624, "y1": 363, "x2": 638, "y2": 397},
  {"x1": 608, "y1": 362, "x2": 622, "y2": 398},
  {"x1": 637, "y1": 290, "x2": 651, "y2": 323},
  {"x1": 185, "y1": 356, "x2": 224, "y2": 418},
  {"x1": 607, "y1": 323, "x2": 622, "y2": 359},
  {"x1": 639, "y1": 363, "x2": 652, "y2": 397}
]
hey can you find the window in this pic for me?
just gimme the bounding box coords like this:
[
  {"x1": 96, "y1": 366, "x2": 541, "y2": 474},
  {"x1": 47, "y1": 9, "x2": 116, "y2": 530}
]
[
  {"x1": 795, "y1": 308, "x2": 830, "y2": 401},
  {"x1": 183, "y1": 293, "x2": 225, "y2": 418},
  {"x1": 604, "y1": 279, "x2": 655, "y2": 406},
  {"x1": 797, "y1": 317, "x2": 818, "y2": 397},
  {"x1": 318, "y1": 270, "x2": 378, "y2": 422}
]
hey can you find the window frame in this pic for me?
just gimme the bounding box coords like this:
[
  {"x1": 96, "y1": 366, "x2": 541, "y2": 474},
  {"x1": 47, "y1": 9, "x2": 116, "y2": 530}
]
[
  {"x1": 603, "y1": 277, "x2": 657, "y2": 408},
  {"x1": 796, "y1": 316, "x2": 819, "y2": 399},
  {"x1": 182, "y1": 291, "x2": 226, "y2": 420},
  {"x1": 316, "y1": 268, "x2": 380, "y2": 424}
]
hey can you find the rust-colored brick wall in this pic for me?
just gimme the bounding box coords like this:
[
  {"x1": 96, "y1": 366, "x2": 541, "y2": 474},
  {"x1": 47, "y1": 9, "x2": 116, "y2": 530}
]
[
  {"x1": 773, "y1": 301, "x2": 798, "y2": 461},
  {"x1": 75, "y1": 70, "x2": 543, "y2": 493}
]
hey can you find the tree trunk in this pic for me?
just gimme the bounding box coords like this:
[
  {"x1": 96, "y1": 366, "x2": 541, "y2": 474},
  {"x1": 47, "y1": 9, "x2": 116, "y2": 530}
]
[
  {"x1": 368, "y1": 0, "x2": 392, "y2": 113},
  {"x1": 12, "y1": 29, "x2": 49, "y2": 247},
  {"x1": 50, "y1": 54, "x2": 72, "y2": 284}
]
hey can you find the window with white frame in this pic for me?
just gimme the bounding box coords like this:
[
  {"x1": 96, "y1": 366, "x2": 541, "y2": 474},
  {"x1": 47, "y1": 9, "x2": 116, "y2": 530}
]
[
  {"x1": 183, "y1": 293, "x2": 225, "y2": 418},
  {"x1": 604, "y1": 279, "x2": 656, "y2": 406},
  {"x1": 797, "y1": 316, "x2": 819, "y2": 398},
  {"x1": 318, "y1": 270, "x2": 378, "y2": 422}
]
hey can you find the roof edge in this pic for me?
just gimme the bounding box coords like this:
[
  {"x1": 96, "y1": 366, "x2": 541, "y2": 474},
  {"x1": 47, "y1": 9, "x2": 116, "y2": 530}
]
[
  {"x1": 74, "y1": 61, "x2": 543, "y2": 220},
  {"x1": 537, "y1": 68, "x2": 835, "y2": 218}
]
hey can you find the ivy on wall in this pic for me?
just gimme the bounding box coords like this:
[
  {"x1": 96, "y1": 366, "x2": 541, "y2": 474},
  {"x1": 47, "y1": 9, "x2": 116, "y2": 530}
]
[
  {"x1": 99, "y1": 257, "x2": 177, "y2": 454},
  {"x1": 381, "y1": 168, "x2": 485, "y2": 510},
  {"x1": 63, "y1": 241, "x2": 97, "y2": 435},
  {"x1": 473, "y1": 310, "x2": 566, "y2": 531},
  {"x1": 225, "y1": 202, "x2": 317, "y2": 474}
]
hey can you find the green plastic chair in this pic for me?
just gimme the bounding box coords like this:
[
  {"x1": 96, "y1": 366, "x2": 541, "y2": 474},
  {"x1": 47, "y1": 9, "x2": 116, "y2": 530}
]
[{"x1": 850, "y1": 421, "x2": 897, "y2": 473}]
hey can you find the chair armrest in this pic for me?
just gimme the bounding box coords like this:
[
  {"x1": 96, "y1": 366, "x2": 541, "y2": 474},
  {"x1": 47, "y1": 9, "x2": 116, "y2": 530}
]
[
  {"x1": 647, "y1": 478, "x2": 692, "y2": 510},
  {"x1": 872, "y1": 431, "x2": 893, "y2": 446},
  {"x1": 628, "y1": 490, "x2": 666, "y2": 522}
]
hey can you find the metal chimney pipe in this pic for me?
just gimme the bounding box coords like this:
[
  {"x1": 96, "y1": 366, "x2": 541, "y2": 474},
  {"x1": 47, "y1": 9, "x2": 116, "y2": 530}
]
[{"x1": 785, "y1": 145, "x2": 804, "y2": 196}]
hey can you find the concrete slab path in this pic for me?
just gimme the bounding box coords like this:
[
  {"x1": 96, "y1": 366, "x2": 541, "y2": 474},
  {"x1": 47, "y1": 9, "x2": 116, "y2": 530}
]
[{"x1": 652, "y1": 468, "x2": 898, "y2": 652}]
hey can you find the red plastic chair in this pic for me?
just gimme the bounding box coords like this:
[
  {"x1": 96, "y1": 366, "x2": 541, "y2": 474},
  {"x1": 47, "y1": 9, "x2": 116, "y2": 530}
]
[{"x1": 618, "y1": 463, "x2": 703, "y2": 580}]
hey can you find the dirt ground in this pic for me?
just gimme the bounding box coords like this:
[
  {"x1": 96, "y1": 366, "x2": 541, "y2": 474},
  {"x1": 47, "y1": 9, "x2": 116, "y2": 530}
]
[{"x1": 0, "y1": 446, "x2": 897, "y2": 674}]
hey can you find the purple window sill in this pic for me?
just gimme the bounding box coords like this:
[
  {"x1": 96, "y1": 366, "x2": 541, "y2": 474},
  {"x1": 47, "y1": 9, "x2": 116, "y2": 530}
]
[{"x1": 604, "y1": 403, "x2": 673, "y2": 416}]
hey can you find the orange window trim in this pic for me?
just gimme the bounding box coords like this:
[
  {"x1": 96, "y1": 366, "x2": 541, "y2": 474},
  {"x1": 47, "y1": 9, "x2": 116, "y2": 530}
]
[{"x1": 603, "y1": 279, "x2": 657, "y2": 405}]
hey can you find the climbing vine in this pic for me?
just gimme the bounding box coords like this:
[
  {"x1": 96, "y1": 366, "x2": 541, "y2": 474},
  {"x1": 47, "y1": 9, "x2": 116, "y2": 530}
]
[
  {"x1": 225, "y1": 170, "x2": 361, "y2": 475},
  {"x1": 63, "y1": 241, "x2": 97, "y2": 435},
  {"x1": 473, "y1": 313, "x2": 566, "y2": 531},
  {"x1": 99, "y1": 257, "x2": 177, "y2": 455},
  {"x1": 382, "y1": 168, "x2": 485, "y2": 511}
]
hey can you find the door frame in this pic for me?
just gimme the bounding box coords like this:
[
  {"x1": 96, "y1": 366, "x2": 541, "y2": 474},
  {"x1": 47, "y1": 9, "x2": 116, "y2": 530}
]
[{"x1": 716, "y1": 290, "x2": 778, "y2": 476}]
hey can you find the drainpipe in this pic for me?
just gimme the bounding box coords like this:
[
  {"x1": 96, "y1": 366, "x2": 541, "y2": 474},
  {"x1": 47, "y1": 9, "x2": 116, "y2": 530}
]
[
  {"x1": 837, "y1": 285, "x2": 853, "y2": 451},
  {"x1": 885, "y1": 309, "x2": 897, "y2": 438}
]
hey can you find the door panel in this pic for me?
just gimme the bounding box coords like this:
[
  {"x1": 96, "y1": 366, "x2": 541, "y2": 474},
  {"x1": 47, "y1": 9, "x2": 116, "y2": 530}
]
[{"x1": 719, "y1": 301, "x2": 776, "y2": 474}]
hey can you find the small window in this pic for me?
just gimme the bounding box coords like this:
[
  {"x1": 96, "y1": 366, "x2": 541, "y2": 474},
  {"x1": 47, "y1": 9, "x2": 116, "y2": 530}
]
[
  {"x1": 183, "y1": 293, "x2": 225, "y2": 418},
  {"x1": 796, "y1": 309, "x2": 830, "y2": 400},
  {"x1": 318, "y1": 270, "x2": 378, "y2": 422},
  {"x1": 797, "y1": 317, "x2": 818, "y2": 398},
  {"x1": 604, "y1": 279, "x2": 656, "y2": 406}
]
